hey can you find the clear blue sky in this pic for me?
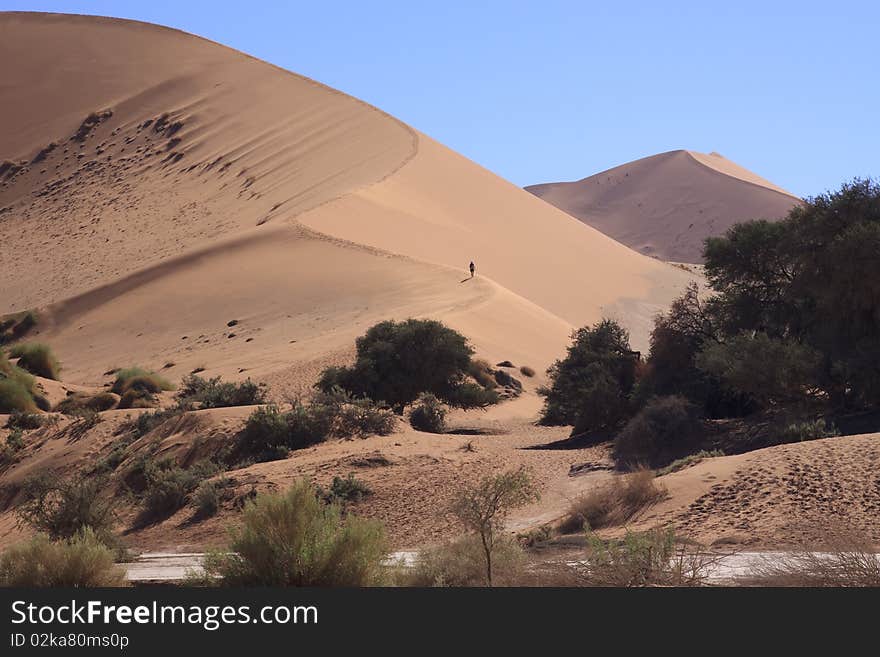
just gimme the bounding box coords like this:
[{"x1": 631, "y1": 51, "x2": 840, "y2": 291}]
[{"x1": 4, "y1": 1, "x2": 877, "y2": 197}]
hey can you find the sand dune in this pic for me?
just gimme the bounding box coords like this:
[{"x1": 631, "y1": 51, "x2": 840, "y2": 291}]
[
  {"x1": 0, "y1": 12, "x2": 696, "y2": 389},
  {"x1": 526, "y1": 150, "x2": 800, "y2": 263}
]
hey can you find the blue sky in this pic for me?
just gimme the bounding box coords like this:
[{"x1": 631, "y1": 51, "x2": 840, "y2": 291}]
[{"x1": 3, "y1": 1, "x2": 877, "y2": 197}]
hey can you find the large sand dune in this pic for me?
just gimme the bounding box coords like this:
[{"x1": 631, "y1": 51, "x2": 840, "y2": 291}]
[
  {"x1": 0, "y1": 12, "x2": 695, "y2": 388},
  {"x1": 527, "y1": 150, "x2": 801, "y2": 263}
]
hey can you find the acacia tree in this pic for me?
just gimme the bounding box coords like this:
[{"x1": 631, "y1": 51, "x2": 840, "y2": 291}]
[{"x1": 451, "y1": 468, "x2": 539, "y2": 586}]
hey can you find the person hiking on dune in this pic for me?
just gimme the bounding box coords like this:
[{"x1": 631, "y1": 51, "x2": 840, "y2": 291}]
[{"x1": 469, "y1": 261, "x2": 475, "y2": 278}]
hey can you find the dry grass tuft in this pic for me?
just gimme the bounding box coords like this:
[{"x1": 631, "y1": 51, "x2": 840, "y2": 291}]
[{"x1": 561, "y1": 469, "x2": 666, "y2": 533}]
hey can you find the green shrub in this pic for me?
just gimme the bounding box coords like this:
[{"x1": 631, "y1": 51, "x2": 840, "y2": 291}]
[
  {"x1": 409, "y1": 393, "x2": 447, "y2": 433},
  {"x1": 540, "y1": 319, "x2": 639, "y2": 434},
  {"x1": 127, "y1": 407, "x2": 183, "y2": 438},
  {"x1": 6, "y1": 411, "x2": 44, "y2": 431},
  {"x1": 561, "y1": 469, "x2": 666, "y2": 533},
  {"x1": 655, "y1": 449, "x2": 724, "y2": 477},
  {"x1": 142, "y1": 458, "x2": 219, "y2": 517},
  {"x1": 56, "y1": 392, "x2": 118, "y2": 414},
  {"x1": 613, "y1": 395, "x2": 703, "y2": 469},
  {"x1": 467, "y1": 359, "x2": 497, "y2": 389},
  {"x1": 202, "y1": 480, "x2": 388, "y2": 586},
  {"x1": 777, "y1": 418, "x2": 839, "y2": 443},
  {"x1": 0, "y1": 311, "x2": 37, "y2": 344},
  {"x1": 9, "y1": 343, "x2": 61, "y2": 380},
  {"x1": 237, "y1": 405, "x2": 292, "y2": 460},
  {"x1": 192, "y1": 477, "x2": 235, "y2": 517},
  {"x1": 177, "y1": 375, "x2": 267, "y2": 409},
  {"x1": 520, "y1": 365, "x2": 536, "y2": 378},
  {"x1": 0, "y1": 351, "x2": 38, "y2": 413},
  {"x1": 315, "y1": 319, "x2": 496, "y2": 412},
  {"x1": 406, "y1": 535, "x2": 525, "y2": 587},
  {"x1": 6, "y1": 428, "x2": 25, "y2": 451},
  {"x1": 322, "y1": 474, "x2": 372, "y2": 503},
  {"x1": 17, "y1": 473, "x2": 116, "y2": 543},
  {"x1": 0, "y1": 529, "x2": 127, "y2": 587},
  {"x1": 112, "y1": 367, "x2": 173, "y2": 395}
]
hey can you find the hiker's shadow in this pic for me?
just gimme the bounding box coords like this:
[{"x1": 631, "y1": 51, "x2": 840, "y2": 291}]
[{"x1": 460, "y1": 277, "x2": 472, "y2": 283}]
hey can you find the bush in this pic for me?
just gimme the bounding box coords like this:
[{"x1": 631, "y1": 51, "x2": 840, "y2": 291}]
[
  {"x1": 318, "y1": 390, "x2": 396, "y2": 437},
  {"x1": 315, "y1": 319, "x2": 494, "y2": 412},
  {"x1": 467, "y1": 359, "x2": 497, "y2": 389},
  {"x1": 520, "y1": 365, "x2": 535, "y2": 378},
  {"x1": 192, "y1": 477, "x2": 235, "y2": 517},
  {"x1": 127, "y1": 407, "x2": 183, "y2": 438},
  {"x1": 17, "y1": 473, "x2": 116, "y2": 543},
  {"x1": 322, "y1": 474, "x2": 372, "y2": 503},
  {"x1": 237, "y1": 405, "x2": 292, "y2": 460},
  {"x1": 576, "y1": 529, "x2": 710, "y2": 587},
  {"x1": 177, "y1": 375, "x2": 267, "y2": 409},
  {"x1": 0, "y1": 378, "x2": 36, "y2": 413},
  {"x1": 142, "y1": 458, "x2": 219, "y2": 517},
  {"x1": 409, "y1": 393, "x2": 447, "y2": 433},
  {"x1": 56, "y1": 392, "x2": 118, "y2": 414},
  {"x1": 112, "y1": 367, "x2": 173, "y2": 396},
  {"x1": 613, "y1": 395, "x2": 703, "y2": 469},
  {"x1": 0, "y1": 311, "x2": 37, "y2": 344},
  {"x1": 561, "y1": 469, "x2": 666, "y2": 533},
  {"x1": 406, "y1": 535, "x2": 525, "y2": 587},
  {"x1": 202, "y1": 480, "x2": 388, "y2": 586},
  {"x1": 540, "y1": 319, "x2": 639, "y2": 434},
  {"x1": 9, "y1": 343, "x2": 61, "y2": 380},
  {"x1": 777, "y1": 418, "x2": 839, "y2": 443},
  {"x1": 0, "y1": 529, "x2": 126, "y2": 587},
  {"x1": 6, "y1": 411, "x2": 44, "y2": 431}
]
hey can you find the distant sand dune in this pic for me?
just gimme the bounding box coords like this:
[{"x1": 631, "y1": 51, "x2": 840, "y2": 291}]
[{"x1": 526, "y1": 150, "x2": 801, "y2": 263}]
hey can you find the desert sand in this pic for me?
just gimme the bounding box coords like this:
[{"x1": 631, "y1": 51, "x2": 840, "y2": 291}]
[{"x1": 526, "y1": 150, "x2": 801, "y2": 263}]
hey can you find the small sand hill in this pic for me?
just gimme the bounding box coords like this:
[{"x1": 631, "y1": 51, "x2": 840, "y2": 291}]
[
  {"x1": 0, "y1": 12, "x2": 696, "y2": 390},
  {"x1": 526, "y1": 150, "x2": 801, "y2": 263}
]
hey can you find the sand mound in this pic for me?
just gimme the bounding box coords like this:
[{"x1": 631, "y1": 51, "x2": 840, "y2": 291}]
[{"x1": 526, "y1": 150, "x2": 800, "y2": 263}]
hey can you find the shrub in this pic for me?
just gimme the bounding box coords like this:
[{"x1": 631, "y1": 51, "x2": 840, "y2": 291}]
[
  {"x1": 6, "y1": 428, "x2": 25, "y2": 451},
  {"x1": 237, "y1": 405, "x2": 292, "y2": 461},
  {"x1": 409, "y1": 393, "x2": 447, "y2": 433},
  {"x1": 451, "y1": 468, "x2": 539, "y2": 585},
  {"x1": 520, "y1": 365, "x2": 536, "y2": 378},
  {"x1": 318, "y1": 390, "x2": 396, "y2": 437},
  {"x1": 142, "y1": 458, "x2": 219, "y2": 517},
  {"x1": 613, "y1": 395, "x2": 703, "y2": 469},
  {"x1": 0, "y1": 379, "x2": 36, "y2": 413},
  {"x1": 315, "y1": 319, "x2": 495, "y2": 412},
  {"x1": 576, "y1": 529, "x2": 710, "y2": 587},
  {"x1": 202, "y1": 480, "x2": 388, "y2": 586},
  {"x1": 6, "y1": 411, "x2": 44, "y2": 431},
  {"x1": 655, "y1": 449, "x2": 724, "y2": 477},
  {"x1": 0, "y1": 529, "x2": 127, "y2": 587},
  {"x1": 117, "y1": 389, "x2": 157, "y2": 410},
  {"x1": 467, "y1": 359, "x2": 497, "y2": 389},
  {"x1": 9, "y1": 343, "x2": 61, "y2": 380},
  {"x1": 17, "y1": 473, "x2": 116, "y2": 543},
  {"x1": 777, "y1": 418, "x2": 839, "y2": 443},
  {"x1": 561, "y1": 469, "x2": 666, "y2": 533},
  {"x1": 192, "y1": 477, "x2": 235, "y2": 517},
  {"x1": 540, "y1": 319, "x2": 639, "y2": 434},
  {"x1": 56, "y1": 392, "x2": 118, "y2": 414},
  {"x1": 406, "y1": 535, "x2": 525, "y2": 587},
  {"x1": 742, "y1": 539, "x2": 880, "y2": 587},
  {"x1": 177, "y1": 375, "x2": 267, "y2": 409},
  {"x1": 0, "y1": 311, "x2": 37, "y2": 344},
  {"x1": 111, "y1": 367, "x2": 173, "y2": 396},
  {"x1": 322, "y1": 474, "x2": 372, "y2": 503},
  {"x1": 127, "y1": 407, "x2": 183, "y2": 438}
]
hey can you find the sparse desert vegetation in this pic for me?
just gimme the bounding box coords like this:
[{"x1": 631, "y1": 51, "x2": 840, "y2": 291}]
[
  {"x1": 112, "y1": 366, "x2": 174, "y2": 408},
  {"x1": 9, "y1": 342, "x2": 61, "y2": 380},
  {"x1": 561, "y1": 469, "x2": 666, "y2": 533},
  {"x1": 408, "y1": 393, "x2": 447, "y2": 433}
]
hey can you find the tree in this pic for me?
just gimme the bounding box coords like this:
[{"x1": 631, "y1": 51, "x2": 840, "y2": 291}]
[
  {"x1": 451, "y1": 468, "x2": 539, "y2": 586},
  {"x1": 316, "y1": 319, "x2": 496, "y2": 412},
  {"x1": 539, "y1": 319, "x2": 638, "y2": 434}
]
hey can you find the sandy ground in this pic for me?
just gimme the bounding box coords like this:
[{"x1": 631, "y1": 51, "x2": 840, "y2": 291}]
[{"x1": 527, "y1": 150, "x2": 800, "y2": 263}]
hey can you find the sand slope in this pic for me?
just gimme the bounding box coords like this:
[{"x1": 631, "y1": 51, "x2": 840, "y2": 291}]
[
  {"x1": 0, "y1": 12, "x2": 696, "y2": 388},
  {"x1": 526, "y1": 150, "x2": 800, "y2": 263}
]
